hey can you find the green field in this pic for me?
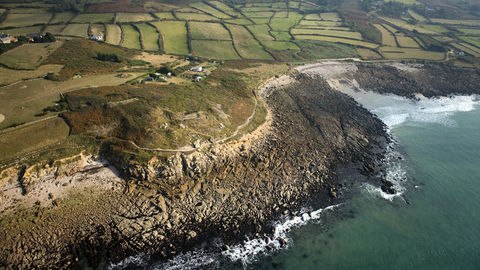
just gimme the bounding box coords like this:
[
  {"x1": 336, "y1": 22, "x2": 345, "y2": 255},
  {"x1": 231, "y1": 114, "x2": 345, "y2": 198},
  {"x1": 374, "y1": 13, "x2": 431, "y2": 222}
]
[
  {"x1": 9, "y1": 8, "x2": 50, "y2": 14},
  {"x1": 298, "y1": 20, "x2": 342, "y2": 27},
  {"x1": 459, "y1": 36, "x2": 480, "y2": 48},
  {"x1": 262, "y1": 41, "x2": 300, "y2": 51},
  {"x1": 116, "y1": 13, "x2": 155, "y2": 23},
  {"x1": 0, "y1": 118, "x2": 70, "y2": 160},
  {"x1": 243, "y1": 11, "x2": 274, "y2": 18},
  {"x1": 271, "y1": 31, "x2": 291, "y2": 40},
  {"x1": 408, "y1": 10, "x2": 427, "y2": 22},
  {"x1": 209, "y1": 1, "x2": 241, "y2": 17},
  {"x1": 4, "y1": 26, "x2": 43, "y2": 36},
  {"x1": 190, "y1": 2, "x2": 231, "y2": 19},
  {"x1": 396, "y1": 35, "x2": 419, "y2": 48},
  {"x1": 192, "y1": 40, "x2": 239, "y2": 59},
  {"x1": 0, "y1": 64, "x2": 63, "y2": 86},
  {"x1": 373, "y1": 24, "x2": 397, "y2": 47},
  {"x1": 1, "y1": 12, "x2": 52, "y2": 27},
  {"x1": 105, "y1": 24, "x2": 122, "y2": 45},
  {"x1": 456, "y1": 27, "x2": 480, "y2": 35},
  {"x1": 154, "y1": 12, "x2": 175, "y2": 20},
  {"x1": 304, "y1": 14, "x2": 321, "y2": 20},
  {"x1": 430, "y1": 19, "x2": 480, "y2": 26},
  {"x1": 62, "y1": 23, "x2": 89, "y2": 37},
  {"x1": 151, "y1": 21, "x2": 189, "y2": 55},
  {"x1": 451, "y1": 43, "x2": 480, "y2": 57},
  {"x1": 189, "y1": 22, "x2": 231, "y2": 40},
  {"x1": 50, "y1": 12, "x2": 75, "y2": 24},
  {"x1": 379, "y1": 47, "x2": 445, "y2": 60},
  {"x1": 295, "y1": 35, "x2": 379, "y2": 49},
  {"x1": 417, "y1": 24, "x2": 449, "y2": 34},
  {"x1": 174, "y1": 12, "x2": 219, "y2": 21},
  {"x1": 250, "y1": 18, "x2": 271, "y2": 24},
  {"x1": 384, "y1": 0, "x2": 421, "y2": 4},
  {"x1": 136, "y1": 23, "x2": 160, "y2": 51},
  {"x1": 270, "y1": 12, "x2": 303, "y2": 31},
  {"x1": 291, "y1": 29, "x2": 363, "y2": 40},
  {"x1": 44, "y1": 24, "x2": 65, "y2": 35},
  {"x1": 227, "y1": 24, "x2": 272, "y2": 59},
  {"x1": 381, "y1": 17, "x2": 436, "y2": 34},
  {"x1": 247, "y1": 24, "x2": 274, "y2": 40},
  {"x1": 71, "y1": 13, "x2": 114, "y2": 23},
  {"x1": 356, "y1": 48, "x2": 382, "y2": 59},
  {"x1": 0, "y1": 42, "x2": 64, "y2": 70},
  {"x1": 225, "y1": 18, "x2": 252, "y2": 25},
  {"x1": 321, "y1": 12, "x2": 341, "y2": 21},
  {"x1": 121, "y1": 24, "x2": 141, "y2": 49}
]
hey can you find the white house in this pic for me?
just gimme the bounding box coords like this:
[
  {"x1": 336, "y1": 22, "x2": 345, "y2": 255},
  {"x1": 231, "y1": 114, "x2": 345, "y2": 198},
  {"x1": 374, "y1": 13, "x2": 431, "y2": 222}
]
[
  {"x1": 91, "y1": 34, "x2": 104, "y2": 41},
  {"x1": 191, "y1": 66, "x2": 203, "y2": 72}
]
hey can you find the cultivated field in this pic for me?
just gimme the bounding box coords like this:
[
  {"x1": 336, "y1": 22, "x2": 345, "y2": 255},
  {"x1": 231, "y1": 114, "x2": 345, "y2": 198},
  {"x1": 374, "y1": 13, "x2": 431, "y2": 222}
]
[
  {"x1": 0, "y1": 64, "x2": 63, "y2": 86},
  {"x1": 379, "y1": 47, "x2": 445, "y2": 60},
  {"x1": 105, "y1": 24, "x2": 122, "y2": 45},
  {"x1": 136, "y1": 23, "x2": 160, "y2": 51},
  {"x1": 61, "y1": 24, "x2": 89, "y2": 37},
  {"x1": 408, "y1": 10, "x2": 427, "y2": 22},
  {"x1": 291, "y1": 29, "x2": 363, "y2": 40},
  {"x1": 396, "y1": 35, "x2": 419, "y2": 48},
  {"x1": 72, "y1": 13, "x2": 114, "y2": 23},
  {"x1": 0, "y1": 42, "x2": 63, "y2": 70},
  {"x1": 1, "y1": 12, "x2": 52, "y2": 27},
  {"x1": 116, "y1": 13, "x2": 155, "y2": 23},
  {"x1": 262, "y1": 41, "x2": 300, "y2": 51},
  {"x1": 227, "y1": 24, "x2": 272, "y2": 59},
  {"x1": 121, "y1": 24, "x2": 141, "y2": 49},
  {"x1": 430, "y1": 19, "x2": 480, "y2": 26},
  {"x1": 374, "y1": 24, "x2": 397, "y2": 47},
  {"x1": 192, "y1": 40, "x2": 239, "y2": 60},
  {"x1": 295, "y1": 35, "x2": 379, "y2": 49},
  {"x1": 174, "y1": 12, "x2": 218, "y2": 21},
  {"x1": 247, "y1": 24, "x2": 274, "y2": 41},
  {"x1": 150, "y1": 21, "x2": 188, "y2": 55},
  {"x1": 50, "y1": 12, "x2": 75, "y2": 24},
  {"x1": 154, "y1": 12, "x2": 175, "y2": 20},
  {"x1": 4, "y1": 26, "x2": 43, "y2": 36},
  {"x1": 44, "y1": 24, "x2": 65, "y2": 35},
  {"x1": 190, "y1": 2, "x2": 231, "y2": 19},
  {"x1": 189, "y1": 22, "x2": 231, "y2": 40}
]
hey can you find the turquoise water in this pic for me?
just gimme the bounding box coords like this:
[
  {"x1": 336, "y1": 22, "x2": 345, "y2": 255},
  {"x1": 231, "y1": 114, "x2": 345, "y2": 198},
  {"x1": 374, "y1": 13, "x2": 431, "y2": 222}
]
[{"x1": 242, "y1": 100, "x2": 480, "y2": 269}]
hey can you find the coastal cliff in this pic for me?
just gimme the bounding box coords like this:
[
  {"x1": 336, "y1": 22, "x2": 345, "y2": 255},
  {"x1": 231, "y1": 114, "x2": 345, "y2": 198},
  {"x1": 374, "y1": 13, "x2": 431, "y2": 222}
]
[{"x1": 1, "y1": 70, "x2": 389, "y2": 268}]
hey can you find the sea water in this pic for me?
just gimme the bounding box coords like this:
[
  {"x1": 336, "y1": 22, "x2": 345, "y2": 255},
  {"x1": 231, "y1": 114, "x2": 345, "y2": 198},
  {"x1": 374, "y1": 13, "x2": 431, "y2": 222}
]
[
  {"x1": 240, "y1": 90, "x2": 480, "y2": 269},
  {"x1": 125, "y1": 89, "x2": 480, "y2": 269}
]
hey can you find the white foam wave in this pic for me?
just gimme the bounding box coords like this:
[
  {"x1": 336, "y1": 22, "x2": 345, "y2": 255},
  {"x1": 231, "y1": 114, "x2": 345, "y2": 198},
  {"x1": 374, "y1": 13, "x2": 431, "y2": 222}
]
[
  {"x1": 152, "y1": 249, "x2": 218, "y2": 270},
  {"x1": 329, "y1": 78, "x2": 480, "y2": 128},
  {"x1": 107, "y1": 253, "x2": 148, "y2": 270},
  {"x1": 222, "y1": 204, "x2": 339, "y2": 265}
]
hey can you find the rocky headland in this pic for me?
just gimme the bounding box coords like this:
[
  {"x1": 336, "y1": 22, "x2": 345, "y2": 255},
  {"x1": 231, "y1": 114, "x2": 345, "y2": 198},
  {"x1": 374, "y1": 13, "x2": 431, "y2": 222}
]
[{"x1": 5, "y1": 60, "x2": 478, "y2": 269}]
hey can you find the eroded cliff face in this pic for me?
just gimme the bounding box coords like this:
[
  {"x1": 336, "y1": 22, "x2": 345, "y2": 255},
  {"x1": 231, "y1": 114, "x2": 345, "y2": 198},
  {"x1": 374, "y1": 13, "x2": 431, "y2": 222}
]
[{"x1": 0, "y1": 75, "x2": 388, "y2": 269}]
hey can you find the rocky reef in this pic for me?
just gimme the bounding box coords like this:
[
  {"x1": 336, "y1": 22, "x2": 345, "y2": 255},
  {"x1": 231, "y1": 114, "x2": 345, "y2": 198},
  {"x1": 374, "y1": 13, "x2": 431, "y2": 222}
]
[{"x1": 0, "y1": 73, "x2": 388, "y2": 269}]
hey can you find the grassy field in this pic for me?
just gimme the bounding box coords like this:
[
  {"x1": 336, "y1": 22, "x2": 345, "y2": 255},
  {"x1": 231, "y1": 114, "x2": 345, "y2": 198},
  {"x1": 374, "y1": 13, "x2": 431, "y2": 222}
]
[
  {"x1": 4, "y1": 26, "x2": 43, "y2": 36},
  {"x1": 0, "y1": 71, "x2": 142, "y2": 129},
  {"x1": 225, "y1": 18, "x2": 252, "y2": 25},
  {"x1": 61, "y1": 24, "x2": 89, "y2": 37},
  {"x1": 459, "y1": 36, "x2": 480, "y2": 48},
  {"x1": 44, "y1": 24, "x2": 65, "y2": 35},
  {"x1": 321, "y1": 12, "x2": 341, "y2": 21},
  {"x1": 456, "y1": 27, "x2": 480, "y2": 35},
  {"x1": 105, "y1": 24, "x2": 122, "y2": 45},
  {"x1": 227, "y1": 24, "x2": 272, "y2": 59},
  {"x1": 151, "y1": 21, "x2": 189, "y2": 55},
  {"x1": 1, "y1": 12, "x2": 52, "y2": 27},
  {"x1": 192, "y1": 40, "x2": 239, "y2": 59},
  {"x1": 71, "y1": 13, "x2": 114, "y2": 23},
  {"x1": 174, "y1": 12, "x2": 218, "y2": 21},
  {"x1": 247, "y1": 24, "x2": 274, "y2": 40},
  {"x1": 417, "y1": 24, "x2": 449, "y2": 34},
  {"x1": 374, "y1": 24, "x2": 397, "y2": 47},
  {"x1": 116, "y1": 13, "x2": 155, "y2": 23},
  {"x1": 9, "y1": 8, "x2": 51, "y2": 14},
  {"x1": 243, "y1": 11, "x2": 274, "y2": 18},
  {"x1": 298, "y1": 20, "x2": 342, "y2": 27},
  {"x1": 0, "y1": 42, "x2": 63, "y2": 70},
  {"x1": 271, "y1": 31, "x2": 291, "y2": 40},
  {"x1": 295, "y1": 35, "x2": 379, "y2": 49},
  {"x1": 396, "y1": 35, "x2": 419, "y2": 48},
  {"x1": 408, "y1": 10, "x2": 427, "y2": 22},
  {"x1": 250, "y1": 18, "x2": 270, "y2": 24},
  {"x1": 270, "y1": 12, "x2": 303, "y2": 31},
  {"x1": 430, "y1": 19, "x2": 480, "y2": 26},
  {"x1": 291, "y1": 29, "x2": 363, "y2": 40},
  {"x1": 50, "y1": 12, "x2": 75, "y2": 24},
  {"x1": 121, "y1": 24, "x2": 141, "y2": 49},
  {"x1": 154, "y1": 12, "x2": 175, "y2": 20},
  {"x1": 384, "y1": 0, "x2": 421, "y2": 4},
  {"x1": 381, "y1": 17, "x2": 436, "y2": 34},
  {"x1": 0, "y1": 64, "x2": 63, "y2": 86},
  {"x1": 0, "y1": 117, "x2": 70, "y2": 160},
  {"x1": 209, "y1": 1, "x2": 241, "y2": 17},
  {"x1": 356, "y1": 48, "x2": 382, "y2": 59},
  {"x1": 136, "y1": 23, "x2": 160, "y2": 51},
  {"x1": 190, "y1": 2, "x2": 231, "y2": 19},
  {"x1": 189, "y1": 22, "x2": 231, "y2": 40},
  {"x1": 379, "y1": 47, "x2": 445, "y2": 60},
  {"x1": 262, "y1": 41, "x2": 300, "y2": 51}
]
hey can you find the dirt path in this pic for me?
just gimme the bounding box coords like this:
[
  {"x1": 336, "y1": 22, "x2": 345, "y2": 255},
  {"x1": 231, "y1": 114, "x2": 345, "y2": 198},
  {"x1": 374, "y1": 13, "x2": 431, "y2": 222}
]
[{"x1": 0, "y1": 114, "x2": 4, "y2": 124}]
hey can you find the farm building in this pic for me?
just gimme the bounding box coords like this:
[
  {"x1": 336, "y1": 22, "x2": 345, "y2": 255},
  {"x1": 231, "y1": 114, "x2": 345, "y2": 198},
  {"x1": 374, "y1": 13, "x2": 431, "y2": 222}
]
[
  {"x1": 91, "y1": 34, "x2": 104, "y2": 41},
  {"x1": 191, "y1": 66, "x2": 203, "y2": 72}
]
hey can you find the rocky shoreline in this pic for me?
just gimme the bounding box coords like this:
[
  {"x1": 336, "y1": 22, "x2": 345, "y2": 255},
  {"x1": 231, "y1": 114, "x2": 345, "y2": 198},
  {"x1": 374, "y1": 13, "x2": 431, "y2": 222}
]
[{"x1": 0, "y1": 62, "x2": 411, "y2": 269}]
